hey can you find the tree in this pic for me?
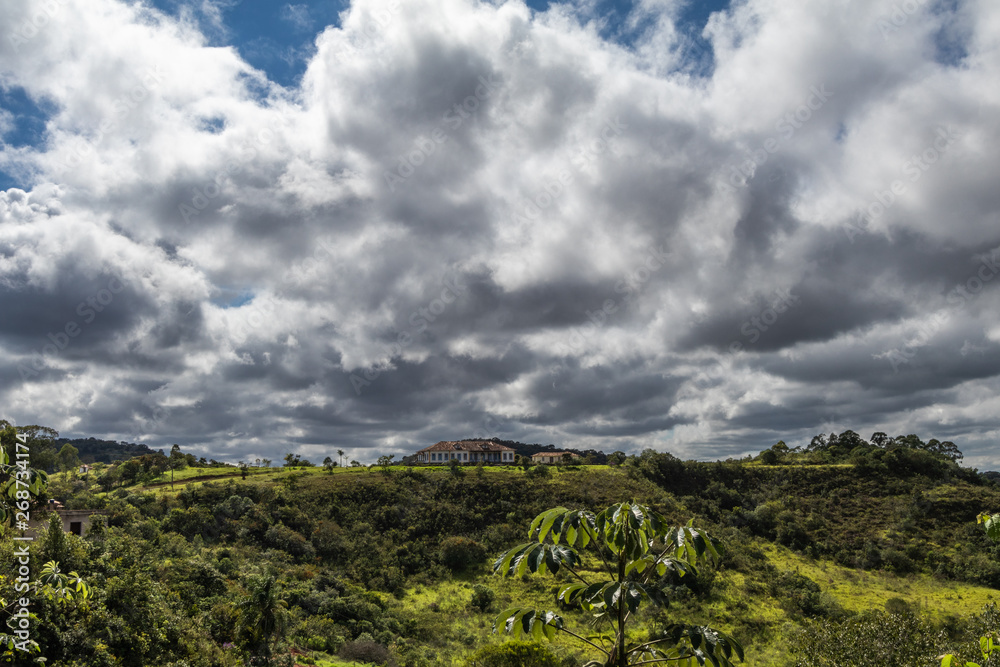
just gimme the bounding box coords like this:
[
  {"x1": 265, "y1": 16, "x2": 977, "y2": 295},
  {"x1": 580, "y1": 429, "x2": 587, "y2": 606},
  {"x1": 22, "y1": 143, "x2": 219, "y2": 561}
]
[
  {"x1": 0, "y1": 560, "x2": 90, "y2": 661},
  {"x1": 338, "y1": 449, "x2": 345, "y2": 468},
  {"x1": 41, "y1": 514, "x2": 68, "y2": 564},
  {"x1": 283, "y1": 453, "x2": 313, "y2": 468},
  {"x1": 0, "y1": 421, "x2": 50, "y2": 527},
  {"x1": 261, "y1": 458, "x2": 272, "y2": 468},
  {"x1": 57, "y1": 442, "x2": 81, "y2": 473},
  {"x1": 925, "y1": 439, "x2": 963, "y2": 462},
  {"x1": 377, "y1": 454, "x2": 394, "y2": 474},
  {"x1": 871, "y1": 432, "x2": 890, "y2": 448},
  {"x1": 492, "y1": 502, "x2": 743, "y2": 667},
  {"x1": 169, "y1": 444, "x2": 186, "y2": 490},
  {"x1": 323, "y1": 456, "x2": 334, "y2": 473},
  {"x1": 607, "y1": 451, "x2": 628, "y2": 466},
  {"x1": 3, "y1": 422, "x2": 59, "y2": 472},
  {"x1": 237, "y1": 574, "x2": 289, "y2": 665},
  {"x1": 239, "y1": 461, "x2": 250, "y2": 480}
]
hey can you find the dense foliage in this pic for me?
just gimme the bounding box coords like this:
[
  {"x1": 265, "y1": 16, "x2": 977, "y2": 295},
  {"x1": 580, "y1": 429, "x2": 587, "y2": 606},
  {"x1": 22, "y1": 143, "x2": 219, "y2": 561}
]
[
  {"x1": 493, "y1": 502, "x2": 742, "y2": 667},
  {"x1": 0, "y1": 423, "x2": 997, "y2": 666}
]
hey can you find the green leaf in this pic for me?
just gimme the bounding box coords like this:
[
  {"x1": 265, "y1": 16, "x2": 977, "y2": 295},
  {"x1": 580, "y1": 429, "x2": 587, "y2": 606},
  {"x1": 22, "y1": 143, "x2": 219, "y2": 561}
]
[{"x1": 980, "y1": 513, "x2": 1000, "y2": 543}]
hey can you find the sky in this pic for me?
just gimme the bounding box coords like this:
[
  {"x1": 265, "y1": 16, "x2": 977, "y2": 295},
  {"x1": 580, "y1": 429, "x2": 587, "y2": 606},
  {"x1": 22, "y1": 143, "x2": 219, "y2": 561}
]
[{"x1": 1, "y1": 0, "x2": 999, "y2": 468}]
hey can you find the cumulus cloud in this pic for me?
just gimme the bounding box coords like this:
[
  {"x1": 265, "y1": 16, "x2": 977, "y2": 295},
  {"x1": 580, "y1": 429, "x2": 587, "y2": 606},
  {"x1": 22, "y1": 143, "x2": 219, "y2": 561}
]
[{"x1": 1, "y1": 0, "x2": 999, "y2": 467}]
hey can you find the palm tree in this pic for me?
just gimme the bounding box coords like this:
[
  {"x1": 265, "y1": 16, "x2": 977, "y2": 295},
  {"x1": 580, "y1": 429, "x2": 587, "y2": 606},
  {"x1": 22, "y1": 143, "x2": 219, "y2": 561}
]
[
  {"x1": 237, "y1": 574, "x2": 288, "y2": 664},
  {"x1": 337, "y1": 449, "x2": 345, "y2": 469}
]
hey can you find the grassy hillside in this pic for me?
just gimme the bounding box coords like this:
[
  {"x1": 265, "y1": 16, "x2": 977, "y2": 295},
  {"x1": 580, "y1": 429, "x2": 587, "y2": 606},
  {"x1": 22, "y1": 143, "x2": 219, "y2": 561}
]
[{"x1": 9, "y1": 454, "x2": 1000, "y2": 666}]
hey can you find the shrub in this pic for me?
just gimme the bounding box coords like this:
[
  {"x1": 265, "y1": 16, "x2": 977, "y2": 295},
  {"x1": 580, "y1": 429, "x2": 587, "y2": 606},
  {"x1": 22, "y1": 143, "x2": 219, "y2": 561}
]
[
  {"x1": 468, "y1": 641, "x2": 562, "y2": 667},
  {"x1": 264, "y1": 524, "x2": 316, "y2": 560},
  {"x1": 526, "y1": 465, "x2": 550, "y2": 479},
  {"x1": 470, "y1": 584, "x2": 496, "y2": 612},
  {"x1": 439, "y1": 536, "x2": 486, "y2": 572},
  {"x1": 340, "y1": 639, "x2": 394, "y2": 666},
  {"x1": 884, "y1": 597, "x2": 912, "y2": 616},
  {"x1": 790, "y1": 610, "x2": 946, "y2": 667}
]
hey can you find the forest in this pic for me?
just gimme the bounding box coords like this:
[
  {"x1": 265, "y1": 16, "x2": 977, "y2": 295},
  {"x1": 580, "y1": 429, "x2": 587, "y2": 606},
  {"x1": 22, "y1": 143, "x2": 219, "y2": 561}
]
[{"x1": 2, "y1": 421, "x2": 999, "y2": 667}]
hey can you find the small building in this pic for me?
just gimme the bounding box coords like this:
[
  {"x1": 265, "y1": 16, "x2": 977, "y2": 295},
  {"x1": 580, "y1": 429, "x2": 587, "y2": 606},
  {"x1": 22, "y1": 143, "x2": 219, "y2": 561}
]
[
  {"x1": 79, "y1": 464, "x2": 92, "y2": 475},
  {"x1": 29, "y1": 500, "x2": 106, "y2": 537},
  {"x1": 531, "y1": 451, "x2": 580, "y2": 465},
  {"x1": 415, "y1": 440, "x2": 516, "y2": 465}
]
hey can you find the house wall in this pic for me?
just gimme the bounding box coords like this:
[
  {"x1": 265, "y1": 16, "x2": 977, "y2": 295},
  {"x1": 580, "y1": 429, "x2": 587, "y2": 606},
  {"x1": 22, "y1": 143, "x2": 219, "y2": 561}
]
[
  {"x1": 29, "y1": 510, "x2": 103, "y2": 537},
  {"x1": 417, "y1": 450, "x2": 514, "y2": 464}
]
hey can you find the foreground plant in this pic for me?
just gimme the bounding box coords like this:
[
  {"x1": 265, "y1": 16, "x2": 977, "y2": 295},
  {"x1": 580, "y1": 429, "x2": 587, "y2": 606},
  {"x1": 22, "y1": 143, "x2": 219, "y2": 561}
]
[
  {"x1": 940, "y1": 512, "x2": 1000, "y2": 667},
  {"x1": 492, "y1": 501, "x2": 743, "y2": 667}
]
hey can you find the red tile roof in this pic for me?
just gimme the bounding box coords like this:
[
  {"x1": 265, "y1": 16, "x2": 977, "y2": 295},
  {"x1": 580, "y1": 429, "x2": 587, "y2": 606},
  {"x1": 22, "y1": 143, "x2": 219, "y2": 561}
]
[{"x1": 416, "y1": 440, "x2": 514, "y2": 453}]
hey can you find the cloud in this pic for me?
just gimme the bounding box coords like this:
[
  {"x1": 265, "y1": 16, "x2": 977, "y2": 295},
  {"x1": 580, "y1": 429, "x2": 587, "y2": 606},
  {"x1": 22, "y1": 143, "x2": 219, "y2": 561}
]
[
  {"x1": 1, "y1": 0, "x2": 999, "y2": 467},
  {"x1": 281, "y1": 3, "x2": 314, "y2": 32}
]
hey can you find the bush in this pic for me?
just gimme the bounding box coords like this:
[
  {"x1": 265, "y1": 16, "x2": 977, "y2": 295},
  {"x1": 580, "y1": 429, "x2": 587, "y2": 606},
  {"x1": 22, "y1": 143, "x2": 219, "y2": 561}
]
[
  {"x1": 526, "y1": 465, "x2": 550, "y2": 479},
  {"x1": 264, "y1": 524, "x2": 316, "y2": 560},
  {"x1": 340, "y1": 639, "x2": 394, "y2": 665},
  {"x1": 790, "y1": 610, "x2": 946, "y2": 667},
  {"x1": 770, "y1": 572, "x2": 844, "y2": 618},
  {"x1": 439, "y1": 536, "x2": 487, "y2": 572},
  {"x1": 470, "y1": 584, "x2": 496, "y2": 612},
  {"x1": 468, "y1": 641, "x2": 562, "y2": 667},
  {"x1": 884, "y1": 597, "x2": 912, "y2": 616}
]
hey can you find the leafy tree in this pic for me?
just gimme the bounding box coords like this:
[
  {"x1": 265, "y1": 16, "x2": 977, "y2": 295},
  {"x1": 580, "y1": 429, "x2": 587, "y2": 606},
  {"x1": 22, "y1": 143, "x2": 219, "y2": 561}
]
[
  {"x1": 283, "y1": 453, "x2": 313, "y2": 468},
  {"x1": 0, "y1": 560, "x2": 90, "y2": 661},
  {"x1": 41, "y1": 514, "x2": 68, "y2": 564},
  {"x1": 169, "y1": 443, "x2": 186, "y2": 489},
  {"x1": 492, "y1": 502, "x2": 743, "y2": 667},
  {"x1": 56, "y1": 442, "x2": 81, "y2": 473},
  {"x1": 0, "y1": 421, "x2": 50, "y2": 527},
  {"x1": 338, "y1": 448, "x2": 345, "y2": 468},
  {"x1": 871, "y1": 431, "x2": 890, "y2": 447},
  {"x1": 377, "y1": 454, "x2": 395, "y2": 475},
  {"x1": 323, "y1": 456, "x2": 334, "y2": 473},
  {"x1": 2, "y1": 422, "x2": 59, "y2": 473},
  {"x1": 237, "y1": 574, "x2": 289, "y2": 665},
  {"x1": 926, "y1": 439, "x2": 963, "y2": 463},
  {"x1": 607, "y1": 451, "x2": 628, "y2": 466}
]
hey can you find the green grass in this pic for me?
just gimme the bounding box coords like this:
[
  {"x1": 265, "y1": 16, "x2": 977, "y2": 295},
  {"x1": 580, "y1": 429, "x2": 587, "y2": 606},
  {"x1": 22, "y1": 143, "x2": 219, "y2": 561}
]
[{"x1": 761, "y1": 542, "x2": 997, "y2": 620}]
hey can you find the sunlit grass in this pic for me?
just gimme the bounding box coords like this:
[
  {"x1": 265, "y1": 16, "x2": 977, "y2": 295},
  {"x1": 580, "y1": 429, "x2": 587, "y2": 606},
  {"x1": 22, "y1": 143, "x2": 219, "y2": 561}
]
[{"x1": 761, "y1": 542, "x2": 997, "y2": 620}]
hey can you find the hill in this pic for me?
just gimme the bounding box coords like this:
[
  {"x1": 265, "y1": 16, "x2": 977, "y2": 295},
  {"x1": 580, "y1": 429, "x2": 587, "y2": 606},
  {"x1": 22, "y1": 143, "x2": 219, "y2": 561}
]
[
  {"x1": 9, "y1": 429, "x2": 1000, "y2": 666},
  {"x1": 55, "y1": 436, "x2": 161, "y2": 464}
]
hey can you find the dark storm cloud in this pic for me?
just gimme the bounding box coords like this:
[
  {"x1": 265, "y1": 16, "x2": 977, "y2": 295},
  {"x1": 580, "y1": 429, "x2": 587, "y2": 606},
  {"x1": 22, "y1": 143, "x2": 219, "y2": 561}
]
[{"x1": 2, "y1": 0, "x2": 1000, "y2": 468}]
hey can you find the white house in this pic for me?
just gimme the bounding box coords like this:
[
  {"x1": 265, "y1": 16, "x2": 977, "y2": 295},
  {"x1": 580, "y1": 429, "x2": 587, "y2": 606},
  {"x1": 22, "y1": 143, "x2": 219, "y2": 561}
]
[
  {"x1": 531, "y1": 451, "x2": 580, "y2": 464},
  {"x1": 415, "y1": 440, "x2": 516, "y2": 465}
]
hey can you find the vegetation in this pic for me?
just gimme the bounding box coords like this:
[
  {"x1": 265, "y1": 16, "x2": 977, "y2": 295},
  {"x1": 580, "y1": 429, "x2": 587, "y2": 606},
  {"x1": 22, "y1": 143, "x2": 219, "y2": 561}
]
[
  {"x1": 493, "y1": 502, "x2": 742, "y2": 667},
  {"x1": 1, "y1": 422, "x2": 999, "y2": 666}
]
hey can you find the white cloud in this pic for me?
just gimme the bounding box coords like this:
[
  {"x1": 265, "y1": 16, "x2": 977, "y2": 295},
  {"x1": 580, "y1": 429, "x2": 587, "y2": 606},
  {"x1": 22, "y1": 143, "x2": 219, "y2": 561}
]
[{"x1": 1, "y1": 0, "x2": 999, "y2": 466}]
